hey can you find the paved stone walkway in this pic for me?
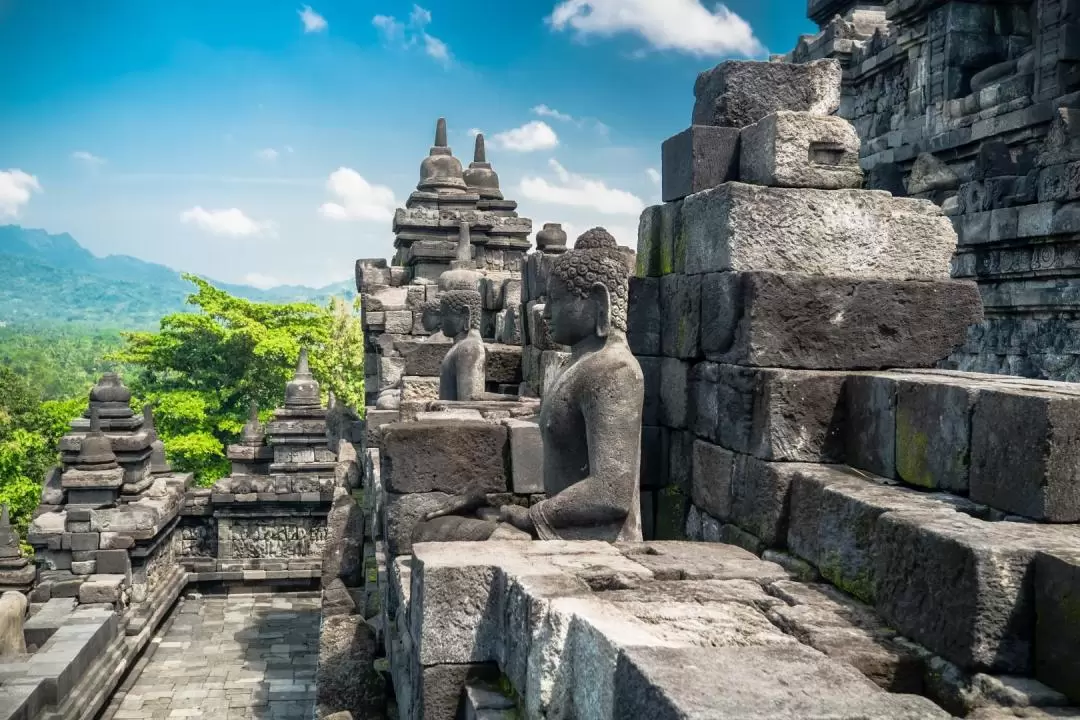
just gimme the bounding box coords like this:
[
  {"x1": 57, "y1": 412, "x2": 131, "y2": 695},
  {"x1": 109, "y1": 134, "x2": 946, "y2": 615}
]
[{"x1": 99, "y1": 593, "x2": 322, "y2": 720}]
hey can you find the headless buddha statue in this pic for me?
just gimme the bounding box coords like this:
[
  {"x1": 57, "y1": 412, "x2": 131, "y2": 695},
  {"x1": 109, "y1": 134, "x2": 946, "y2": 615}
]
[{"x1": 414, "y1": 227, "x2": 645, "y2": 543}]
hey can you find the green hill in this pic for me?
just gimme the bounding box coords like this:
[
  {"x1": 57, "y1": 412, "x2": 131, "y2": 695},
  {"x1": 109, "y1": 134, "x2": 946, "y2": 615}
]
[{"x1": 0, "y1": 225, "x2": 354, "y2": 329}]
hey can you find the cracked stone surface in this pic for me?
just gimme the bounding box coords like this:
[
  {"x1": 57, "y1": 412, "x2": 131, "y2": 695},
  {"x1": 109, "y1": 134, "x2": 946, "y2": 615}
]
[{"x1": 99, "y1": 593, "x2": 321, "y2": 720}]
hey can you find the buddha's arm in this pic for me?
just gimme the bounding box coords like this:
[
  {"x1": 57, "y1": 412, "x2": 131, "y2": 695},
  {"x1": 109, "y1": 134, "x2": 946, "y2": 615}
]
[{"x1": 527, "y1": 364, "x2": 642, "y2": 533}]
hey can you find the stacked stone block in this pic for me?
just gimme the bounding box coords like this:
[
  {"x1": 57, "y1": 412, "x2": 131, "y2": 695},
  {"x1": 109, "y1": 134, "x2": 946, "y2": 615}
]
[
  {"x1": 26, "y1": 374, "x2": 190, "y2": 609},
  {"x1": 784, "y1": 0, "x2": 1080, "y2": 381},
  {"x1": 187, "y1": 350, "x2": 336, "y2": 583},
  {"x1": 638, "y1": 58, "x2": 981, "y2": 542},
  {"x1": 632, "y1": 58, "x2": 1080, "y2": 710}
]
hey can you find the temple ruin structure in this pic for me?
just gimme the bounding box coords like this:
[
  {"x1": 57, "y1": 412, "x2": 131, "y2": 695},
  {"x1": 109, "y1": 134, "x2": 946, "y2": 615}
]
[{"x1": 783, "y1": 0, "x2": 1080, "y2": 381}]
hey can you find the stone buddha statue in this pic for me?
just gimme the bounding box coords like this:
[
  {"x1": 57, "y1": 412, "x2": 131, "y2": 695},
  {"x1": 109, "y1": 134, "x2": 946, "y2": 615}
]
[
  {"x1": 437, "y1": 288, "x2": 487, "y2": 401},
  {"x1": 414, "y1": 227, "x2": 645, "y2": 543},
  {"x1": 419, "y1": 299, "x2": 449, "y2": 342}
]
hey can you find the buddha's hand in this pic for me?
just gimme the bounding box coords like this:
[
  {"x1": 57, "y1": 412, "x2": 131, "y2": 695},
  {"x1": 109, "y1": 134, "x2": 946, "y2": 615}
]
[
  {"x1": 422, "y1": 491, "x2": 488, "y2": 521},
  {"x1": 499, "y1": 504, "x2": 535, "y2": 533}
]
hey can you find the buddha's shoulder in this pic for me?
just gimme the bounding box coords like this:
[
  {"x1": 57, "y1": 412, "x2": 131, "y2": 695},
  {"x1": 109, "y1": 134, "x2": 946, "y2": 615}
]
[{"x1": 577, "y1": 345, "x2": 644, "y2": 382}]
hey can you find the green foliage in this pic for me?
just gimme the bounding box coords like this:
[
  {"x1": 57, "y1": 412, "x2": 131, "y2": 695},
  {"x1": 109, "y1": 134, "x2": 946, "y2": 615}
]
[
  {"x1": 116, "y1": 275, "x2": 364, "y2": 485},
  {"x1": 0, "y1": 326, "x2": 127, "y2": 399},
  {"x1": 0, "y1": 368, "x2": 82, "y2": 536}
]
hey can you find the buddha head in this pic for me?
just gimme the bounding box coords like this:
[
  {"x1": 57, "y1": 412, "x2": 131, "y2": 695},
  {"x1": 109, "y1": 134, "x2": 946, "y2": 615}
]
[
  {"x1": 420, "y1": 299, "x2": 442, "y2": 334},
  {"x1": 546, "y1": 228, "x2": 629, "y2": 346},
  {"x1": 439, "y1": 289, "x2": 482, "y2": 338}
]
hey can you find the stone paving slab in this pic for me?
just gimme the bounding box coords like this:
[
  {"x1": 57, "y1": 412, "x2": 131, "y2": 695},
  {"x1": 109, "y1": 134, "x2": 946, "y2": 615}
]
[{"x1": 98, "y1": 593, "x2": 321, "y2": 720}]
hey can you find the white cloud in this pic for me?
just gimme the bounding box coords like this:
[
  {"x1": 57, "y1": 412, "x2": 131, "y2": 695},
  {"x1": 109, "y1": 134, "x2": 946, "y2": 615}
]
[
  {"x1": 532, "y1": 104, "x2": 575, "y2": 123},
  {"x1": 71, "y1": 151, "x2": 106, "y2": 166},
  {"x1": 284, "y1": 145, "x2": 295, "y2": 154},
  {"x1": 318, "y1": 167, "x2": 397, "y2": 223},
  {"x1": 180, "y1": 207, "x2": 273, "y2": 237},
  {"x1": 519, "y1": 159, "x2": 644, "y2": 215},
  {"x1": 646, "y1": 168, "x2": 661, "y2": 185},
  {"x1": 423, "y1": 33, "x2": 451, "y2": 65},
  {"x1": 548, "y1": 0, "x2": 763, "y2": 57},
  {"x1": 255, "y1": 148, "x2": 279, "y2": 162},
  {"x1": 492, "y1": 121, "x2": 559, "y2": 153},
  {"x1": 468, "y1": 128, "x2": 483, "y2": 137},
  {"x1": 244, "y1": 273, "x2": 281, "y2": 289},
  {"x1": 373, "y1": 5, "x2": 451, "y2": 66},
  {"x1": 299, "y1": 5, "x2": 327, "y2": 33},
  {"x1": 0, "y1": 170, "x2": 41, "y2": 218}
]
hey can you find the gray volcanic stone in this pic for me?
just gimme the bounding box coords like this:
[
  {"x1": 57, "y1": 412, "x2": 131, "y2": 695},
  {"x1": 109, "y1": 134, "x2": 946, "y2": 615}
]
[
  {"x1": 845, "y1": 374, "x2": 898, "y2": 479},
  {"x1": 659, "y1": 358, "x2": 690, "y2": 429},
  {"x1": 381, "y1": 421, "x2": 508, "y2": 494},
  {"x1": 403, "y1": 341, "x2": 451, "y2": 376},
  {"x1": 1034, "y1": 550, "x2": 1080, "y2": 702},
  {"x1": 895, "y1": 377, "x2": 979, "y2": 492},
  {"x1": 384, "y1": 491, "x2": 452, "y2": 556},
  {"x1": 740, "y1": 111, "x2": 863, "y2": 189},
  {"x1": 660, "y1": 274, "x2": 701, "y2": 359},
  {"x1": 704, "y1": 272, "x2": 983, "y2": 370},
  {"x1": 316, "y1": 614, "x2": 386, "y2": 719},
  {"x1": 751, "y1": 368, "x2": 847, "y2": 462},
  {"x1": 691, "y1": 440, "x2": 734, "y2": 521},
  {"x1": 970, "y1": 386, "x2": 1080, "y2": 521},
  {"x1": 692, "y1": 59, "x2": 842, "y2": 128},
  {"x1": 787, "y1": 466, "x2": 950, "y2": 605},
  {"x1": 730, "y1": 456, "x2": 806, "y2": 548},
  {"x1": 613, "y1": 644, "x2": 948, "y2": 718},
  {"x1": 505, "y1": 419, "x2": 543, "y2": 495},
  {"x1": 627, "y1": 277, "x2": 661, "y2": 355},
  {"x1": 0, "y1": 591, "x2": 27, "y2": 656},
  {"x1": 635, "y1": 202, "x2": 683, "y2": 277},
  {"x1": 485, "y1": 344, "x2": 523, "y2": 385},
  {"x1": 661, "y1": 126, "x2": 740, "y2": 202},
  {"x1": 873, "y1": 510, "x2": 1051, "y2": 673},
  {"x1": 681, "y1": 183, "x2": 957, "y2": 279}
]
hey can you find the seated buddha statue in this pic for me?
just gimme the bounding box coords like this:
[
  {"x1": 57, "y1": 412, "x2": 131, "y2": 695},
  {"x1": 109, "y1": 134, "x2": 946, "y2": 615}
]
[{"x1": 414, "y1": 227, "x2": 645, "y2": 544}]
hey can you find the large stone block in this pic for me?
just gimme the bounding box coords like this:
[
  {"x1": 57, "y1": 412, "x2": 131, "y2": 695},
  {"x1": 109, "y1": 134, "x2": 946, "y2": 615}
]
[
  {"x1": 659, "y1": 273, "x2": 701, "y2": 359},
  {"x1": 401, "y1": 376, "x2": 440, "y2": 403},
  {"x1": 658, "y1": 358, "x2": 690, "y2": 429},
  {"x1": 403, "y1": 342, "x2": 451, "y2": 377},
  {"x1": 381, "y1": 421, "x2": 508, "y2": 494},
  {"x1": 751, "y1": 368, "x2": 847, "y2": 462},
  {"x1": 635, "y1": 202, "x2": 683, "y2": 277},
  {"x1": 729, "y1": 456, "x2": 808, "y2": 548},
  {"x1": 845, "y1": 374, "x2": 897, "y2": 479},
  {"x1": 640, "y1": 426, "x2": 669, "y2": 489},
  {"x1": 740, "y1": 111, "x2": 863, "y2": 189},
  {"x1": 787, "y1": 465, "x2": 949, "y2": 605},
  {"x1": 1034, "y1": 550, "x2": 1080, "y2": 702},
  {"x1": 505, "y1": 420, "x2": 543, "y2": 495},
  {"x1": 704, "y1": 272, "x2": 982, "y2": 370},
  {"x1": 691, "y1": 440, "x2": 735, "y2": 521},
  {"x1": 681, "y1": 183, "x2": 956, "y2": 279},
  {"x1": 612, "y1": 644, "x2": 948, "y2": 718},
  {"x1": 692, "y1": 59, "x2": 842, "y2": 128},
  {"x1": 970, "y1": 386, "x2": 1080, "y2": 521},
  {"x1": 874, "y1": 513, "x2": 1080, "y2": 674},
  {"x1": 661, "y1": 125, "x2": 740, "y2": 202},
  {"x1": 485, "y1": 344, "x2": 523, "y2": 385},
  {"x1": 383, "y1": 492, "x2": 452, "y2": 556},
  {"x1": 895, "y1": 376, "x2": 979, "y2": 492},
  {"x1": 627, "y1": 276, "x2": 661, "y2": 356}
]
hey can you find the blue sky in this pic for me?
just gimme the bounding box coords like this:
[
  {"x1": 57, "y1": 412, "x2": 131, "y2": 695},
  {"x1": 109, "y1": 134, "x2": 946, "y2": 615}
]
[{"x1": 0, "y1": 0, "x2": 814, "y2": 288}]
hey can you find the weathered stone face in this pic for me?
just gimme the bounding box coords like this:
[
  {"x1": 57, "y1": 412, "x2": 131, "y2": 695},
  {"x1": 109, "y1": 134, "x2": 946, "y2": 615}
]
[
  {"x1": 692, "y1": 59, "x2": 842, "y2": 129},
  {"x1": 740, "y1": 111, "x2": 863, "y2": 189}
]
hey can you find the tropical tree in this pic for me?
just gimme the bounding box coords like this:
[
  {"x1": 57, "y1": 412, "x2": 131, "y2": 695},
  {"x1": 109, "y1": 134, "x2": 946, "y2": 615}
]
[{"x1": 114, "y1": 275, "x2": 363, "y2": 484}]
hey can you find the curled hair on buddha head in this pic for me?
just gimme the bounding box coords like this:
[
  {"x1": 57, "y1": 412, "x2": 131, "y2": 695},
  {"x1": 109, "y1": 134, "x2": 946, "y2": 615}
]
[
  {"x1": 550, "y1": 241, "x2": 630, "y2": 333},
  {"x1": 574, "y1": 227, "x2": 618, "y2": 250},
  {"x1": 420, "y1": 298, "x2": 441, "y2": 315},
  {"x1": 440, "y1": 289, "x2": 482, "y2": 330}
]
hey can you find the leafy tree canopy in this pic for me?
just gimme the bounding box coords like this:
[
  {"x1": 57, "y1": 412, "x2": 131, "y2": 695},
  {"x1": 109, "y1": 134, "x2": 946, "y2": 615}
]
[{"x1": 113, "y1": 275, "x2": 364, "y2": 485}]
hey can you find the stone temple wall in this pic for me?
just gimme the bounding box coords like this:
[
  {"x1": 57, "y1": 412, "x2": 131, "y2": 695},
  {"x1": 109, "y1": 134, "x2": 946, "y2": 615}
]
[
  {"x1": 783, "y1": 0, "x2": 1080, "y2": 380},
  {"x1": 627, "y1": 52, "x2": 1080, "y2": 714}
]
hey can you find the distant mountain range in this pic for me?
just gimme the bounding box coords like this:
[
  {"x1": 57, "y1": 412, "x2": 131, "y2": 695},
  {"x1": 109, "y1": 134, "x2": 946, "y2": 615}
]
[{"x1": 0, "y1": 225, "x2": 355, "y2": 329}]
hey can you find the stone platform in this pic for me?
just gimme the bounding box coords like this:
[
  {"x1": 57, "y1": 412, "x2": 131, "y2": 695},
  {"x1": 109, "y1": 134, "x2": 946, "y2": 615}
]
[{"x1": 384, "y1": 540, "x2": 956, "y2": 720}]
